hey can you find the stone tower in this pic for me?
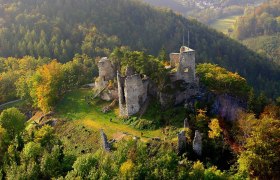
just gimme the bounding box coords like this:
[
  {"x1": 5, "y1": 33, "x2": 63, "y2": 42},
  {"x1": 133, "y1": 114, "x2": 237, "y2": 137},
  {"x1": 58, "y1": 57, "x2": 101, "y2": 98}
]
[
  {"x1": 170, "y1": 46, "x2": 196, "y2": 83},
  {"x1": 117, "y1": 72, "x2": 148, "y2": 117}
]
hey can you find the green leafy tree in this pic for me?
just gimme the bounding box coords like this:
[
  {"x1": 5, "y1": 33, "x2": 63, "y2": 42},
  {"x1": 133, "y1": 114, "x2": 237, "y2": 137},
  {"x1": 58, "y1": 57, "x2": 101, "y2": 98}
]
[
  {"x1": 34, "y1": 125, "x2": 57, "y2": 151},
  {"x1": 29, "y1": 60, "x2": 64, "y2": 112},
  {"x1": 158, "y1": 47, "x2": 168, "y2": 62},
  {"x1": 22, "y1": 142, "x2": 42, "y2": 161},
  {"x1": 0, "y1": 126, "x2": 8, "y2": 165},
  {"x1": 72, "y1": 154, "x2": 98, "y2": 179},
  {"x1": 247, "y1": 88, "x2": 255, "y2": 112},
  {"x1": 6, "y1": 160, "x2": 41, "y2": 180},
  {"x1": 189, "y1": 161, "x2": 205, "y2": 179},
  {"x1": 196, "y1": 63, "x2": 250, "y2": 97},
  {"x1": 0, "y1": 108, "x2": 26, "y2": 141},
  {"x1": 0, "y1": 71, "x2": 20, "y2": 103},
  {"x1": 237, "y1": 116, "x2": 280, "y2": 179},
  {"x1": 41, "y1": 145, "x2": 64, "y2": 178}
]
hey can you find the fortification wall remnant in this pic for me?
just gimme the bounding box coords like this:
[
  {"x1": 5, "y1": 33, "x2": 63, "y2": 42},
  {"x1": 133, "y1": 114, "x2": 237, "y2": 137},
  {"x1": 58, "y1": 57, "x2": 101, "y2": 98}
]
[
  {"x1": 193, "y1": 130, "x2": 202, "y2": 156},
  {"x1": 97, "y1": 57, "x2": 115, "y2": 82},
  {"x1": 117, "y1": 72, "x2": 148, "y2": 117},
  {"x1": 95, "y1": 57, "x2": 117, "y2": 101},
  {"x1": 170, "y1": 46, "x2": 196, "y2": 83}
]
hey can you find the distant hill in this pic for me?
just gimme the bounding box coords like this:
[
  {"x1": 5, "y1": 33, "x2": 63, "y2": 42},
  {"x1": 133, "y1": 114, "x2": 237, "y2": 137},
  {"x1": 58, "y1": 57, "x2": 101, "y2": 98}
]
[
  {"x1": 141, "y1": 0, "x2": 265, "y2": 23},
  {"x1": 0, "y1": 0, "x2": 279, "y2": 97},
  {"x1": 242, "y1": 34, "x2": 280, "y2": 66},
  {"x1": 141, "y1": 0, "x2": 188, "y2": 13},
  {"x1": 141, "y1": 0, "x2": 264, "y2": 10},
  {"x1": 233, "y1": 1, "x2": 280, "y2": 74},
  {"x1": 234, "y1": 0, "x2": 280, "y2": 40}
]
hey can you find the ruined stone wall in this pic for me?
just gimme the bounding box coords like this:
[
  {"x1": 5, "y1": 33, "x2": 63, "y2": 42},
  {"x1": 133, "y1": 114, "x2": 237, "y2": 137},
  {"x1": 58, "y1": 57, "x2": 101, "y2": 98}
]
[
  {"x1": 174, "y1": 82, "x2": 199, "y2": 105},
  {"x1": 193, "y1": 130, "x2": 202, "y2": 156},
  {"x1": 100, "y1": 129, "x2": 111, "y2": 151},
  {"x1": 177, "y1": 51, "x2": 196, "y2": 83},
  {"x1": 94, "y1": 57, "x2": 118, "y2": 101},
  {"x1": 177, "y1": 130, "x2": 187, "y2": 155},
  {"x1": 117, "y1": 73, "x2": 148, "y2": 117},
  {"x1": 125, "y1": 74, "x2": 147, "y2": 116},
  {"x1": 98, "y1": 57, "x2": 115, "y2": 81},
  {"x1": 117, "y1": 73, "x2": 127, "y2": 116},
  {"x1": 169, "y1": 46, "x2": 196, "y2": 83}
]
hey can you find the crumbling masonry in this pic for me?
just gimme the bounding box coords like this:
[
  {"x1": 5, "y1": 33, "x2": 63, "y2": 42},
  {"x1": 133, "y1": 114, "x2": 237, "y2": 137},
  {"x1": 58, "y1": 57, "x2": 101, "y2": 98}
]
[
  {"x1": 170, "y1": 46, "x2": 196, "y2": 83},
  {"x1": 117, "y1": 72, "x2": 148, "y2": 117}
]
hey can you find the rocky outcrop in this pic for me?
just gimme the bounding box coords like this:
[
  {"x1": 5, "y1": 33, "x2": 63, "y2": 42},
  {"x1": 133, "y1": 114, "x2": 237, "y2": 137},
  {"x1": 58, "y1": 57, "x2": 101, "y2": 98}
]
[
  {"x1": 100, "y1": 129, "x2": 111, "y2": 151},
  {"x1": 94, "y1": 57, "x2": 117, "y2": 101},
  {"x1": 97, "y1": 57, "x2": 115, "y2": 81},
  {"x1": 159, "y1": 92, "x2": 175, "y2": 108},
  {"x1": 178, "y1": 130, "x2": 187, "y2": 155},
  {"x1": 211, "y1": 94, "x2": 245, "y2": 121},
  {"x1": 184, "y1": 118, "x2": 189, "y2": 128},
  {"x1": 193, "y1": 130, "x2": 202, "y2": 156}
]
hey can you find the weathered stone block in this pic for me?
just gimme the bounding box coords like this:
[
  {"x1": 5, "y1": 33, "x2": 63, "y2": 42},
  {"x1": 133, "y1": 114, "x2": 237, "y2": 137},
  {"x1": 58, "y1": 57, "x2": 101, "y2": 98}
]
[
  {"x1": 178, "y1": 130, "x2": 187, "y2": 155},
  {"x1": 193, "y1": 130, "x2": 202, "y2": 156},
  {"x1": 100, "y1": 129, "x2": 111, "y2": 151},
  {"x1": 117, "y1": 72, "x2": 148, "y2": 117},
  {"x1": 97, "y1": 57, "x2": 115, "y2": 81}
]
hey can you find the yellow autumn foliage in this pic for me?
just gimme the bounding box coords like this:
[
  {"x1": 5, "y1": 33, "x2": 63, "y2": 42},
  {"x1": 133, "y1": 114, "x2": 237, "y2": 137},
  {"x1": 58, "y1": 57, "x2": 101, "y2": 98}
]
[
  {"x1": 208, "y1": 118, "x2": 222, "y2": 139},
  {"x1": 120, "y1": 159, "x2": 134, "y2": 177},
  {"x1": 33, "y1": 60, "x2": 64, "y2": 112}
]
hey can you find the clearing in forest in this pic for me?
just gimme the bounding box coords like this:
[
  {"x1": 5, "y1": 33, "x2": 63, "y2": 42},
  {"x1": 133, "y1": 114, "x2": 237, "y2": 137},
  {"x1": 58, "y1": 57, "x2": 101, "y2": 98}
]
[{"x1": 210, "y1": 15, "x2": 240, "y2": 35}]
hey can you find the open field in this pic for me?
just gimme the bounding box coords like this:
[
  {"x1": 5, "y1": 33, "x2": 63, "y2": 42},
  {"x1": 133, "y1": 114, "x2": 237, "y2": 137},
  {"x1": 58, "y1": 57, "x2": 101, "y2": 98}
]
[
  {"x1": 53, "y1": 89, "x2": 179, "y2": 154},
  {"x1": 210, "y1": 15, "x2": 240, "y2": 35}
]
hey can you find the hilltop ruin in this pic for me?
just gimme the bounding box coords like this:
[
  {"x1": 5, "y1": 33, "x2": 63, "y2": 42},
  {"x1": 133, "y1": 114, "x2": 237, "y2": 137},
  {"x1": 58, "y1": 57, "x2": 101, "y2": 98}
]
[
  {"x1": 170, "y1": 46, "x2": 196, "y2": 83},
  {"x1": 94, "y1": 46, "x2": 199, "y2": 117},
  {"x1": 117, "y1": 71, "x2": 149, "y2": 117}
]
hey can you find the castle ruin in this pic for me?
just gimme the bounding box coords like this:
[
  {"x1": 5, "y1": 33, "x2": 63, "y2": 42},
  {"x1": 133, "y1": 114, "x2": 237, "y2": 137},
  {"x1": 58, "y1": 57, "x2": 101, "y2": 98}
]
[
  {"x1": 94, "y1": 58, "x2": 149, "y2": 117},
  {"x1": 158, "y1": 46, "x2": 199, "y2": 106},
  {"x1": 98, "y1": 57, "x2": 115, "y2": 82},
  {"x1": 94, "y1": 45, "x2": 199, "y2": 117},
  {"x1": 117, "y1": 71, "x2": 149, "y2": 117},
  {"x1": 170, "y1": 46, "x2": 196, "y2": 83},
  {"x1": 94, "y1": 57, "x2": 118, "y2": 101}
]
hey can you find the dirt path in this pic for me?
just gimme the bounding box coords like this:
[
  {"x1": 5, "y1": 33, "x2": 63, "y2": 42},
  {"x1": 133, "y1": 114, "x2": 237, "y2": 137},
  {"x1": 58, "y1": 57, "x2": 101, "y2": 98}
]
[{"x1": 0, "y1": 99, "x2": 21, "y2": 109}]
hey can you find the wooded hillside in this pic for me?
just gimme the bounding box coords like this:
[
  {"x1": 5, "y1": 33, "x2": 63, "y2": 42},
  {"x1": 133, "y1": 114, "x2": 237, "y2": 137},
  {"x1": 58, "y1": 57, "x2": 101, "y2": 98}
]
[{"x1": 0, "y1": 0, "x2": 279, "y2": 97}]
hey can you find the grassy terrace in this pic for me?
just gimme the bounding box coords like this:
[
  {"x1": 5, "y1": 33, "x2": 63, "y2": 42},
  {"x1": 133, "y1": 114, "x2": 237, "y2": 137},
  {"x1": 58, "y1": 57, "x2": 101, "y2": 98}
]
[
  {"x1": 54, "y1": 89, "x2": 179, "y2": 154},
  {"x1": 55, "y1": 88, "x2": 164, "y2": 138}
]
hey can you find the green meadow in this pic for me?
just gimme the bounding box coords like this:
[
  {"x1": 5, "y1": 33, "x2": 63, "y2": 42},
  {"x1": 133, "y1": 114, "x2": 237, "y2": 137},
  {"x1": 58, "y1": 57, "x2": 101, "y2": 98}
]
[
  {"x1": 54, "y1": 89, "x2": 174, "y2": 154},
  {"x1": 210, "y1": 15, "x2": 240, "y2": 35}
]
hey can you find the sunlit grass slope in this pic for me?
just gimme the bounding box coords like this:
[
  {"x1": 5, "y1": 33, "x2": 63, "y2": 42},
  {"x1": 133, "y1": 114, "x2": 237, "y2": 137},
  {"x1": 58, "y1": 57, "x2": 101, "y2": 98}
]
[
  {"x1": 210, "y1": 15, "x2": 240, "y2": 35},
  {"x1": 55, "y1": 89, "x2": 165, "y2": 154}
]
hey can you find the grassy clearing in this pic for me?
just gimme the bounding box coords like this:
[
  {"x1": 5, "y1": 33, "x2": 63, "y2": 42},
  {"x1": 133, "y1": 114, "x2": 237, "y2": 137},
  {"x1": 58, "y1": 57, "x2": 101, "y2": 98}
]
[
  {"x1": 210, "y1": 15, "x2": 240, "y2": 35},
  {"x1": 54, "y1": 89, "x2": 171, "y2": 154},
  {"x1": 55, "y1": 120, "x2": 101, "y2": 155}
]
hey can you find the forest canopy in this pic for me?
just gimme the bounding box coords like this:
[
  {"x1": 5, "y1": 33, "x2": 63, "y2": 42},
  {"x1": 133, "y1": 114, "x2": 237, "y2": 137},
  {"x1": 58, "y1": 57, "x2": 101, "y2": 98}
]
[{"x1": 0, "y1": 0, "x2": 279, "y2": 98}]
